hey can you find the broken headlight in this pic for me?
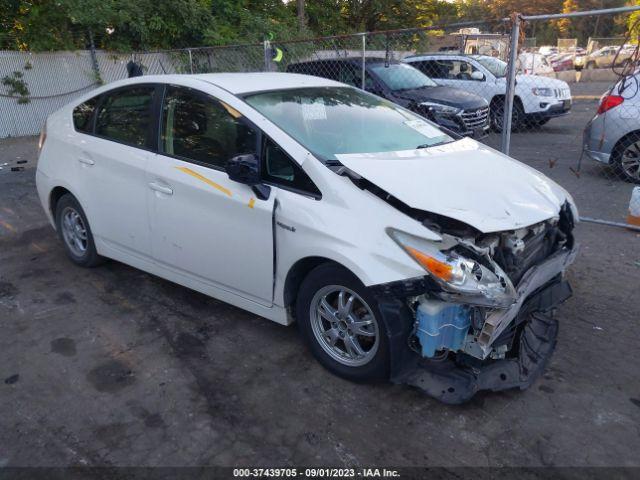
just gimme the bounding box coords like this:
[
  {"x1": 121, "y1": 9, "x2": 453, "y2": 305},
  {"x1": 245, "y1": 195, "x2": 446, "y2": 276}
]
[{"x1": 388, "y1": 228, "x2": 516, "y2": 308}]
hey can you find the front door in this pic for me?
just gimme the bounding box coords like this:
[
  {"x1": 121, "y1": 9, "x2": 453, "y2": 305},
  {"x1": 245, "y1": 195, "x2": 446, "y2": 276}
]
[{"x1": 147, "y1": 85, "x2": 276, "y2": 305}]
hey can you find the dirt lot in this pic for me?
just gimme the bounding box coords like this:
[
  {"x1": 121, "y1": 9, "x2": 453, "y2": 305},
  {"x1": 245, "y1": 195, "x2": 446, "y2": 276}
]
[{"x1": 1, "y1": 83, "x2": 639, "y2": 469}]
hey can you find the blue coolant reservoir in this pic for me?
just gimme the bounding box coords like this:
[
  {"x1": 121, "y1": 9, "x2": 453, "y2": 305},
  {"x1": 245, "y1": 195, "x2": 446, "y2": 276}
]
[{"x1": 416, "y1": 297, "x2": 471, "y2": 358}]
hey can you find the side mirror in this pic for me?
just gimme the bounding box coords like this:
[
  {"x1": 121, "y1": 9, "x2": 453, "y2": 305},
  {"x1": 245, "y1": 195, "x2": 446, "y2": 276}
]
[
  {"x1": 225, "y1": 153, "x2": 260, "y2": 186},
  {"x1": 225, "y1": 153, "x2": 271, "y2": 200},
  {"x1": 470, "y1": 71, "x2": 485, "y2": 81}
]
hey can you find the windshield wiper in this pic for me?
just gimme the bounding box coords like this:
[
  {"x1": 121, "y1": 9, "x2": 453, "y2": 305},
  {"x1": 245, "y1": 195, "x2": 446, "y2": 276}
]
[{"x1": 416, "y1": 139, "x2": 455, "y2": 149}]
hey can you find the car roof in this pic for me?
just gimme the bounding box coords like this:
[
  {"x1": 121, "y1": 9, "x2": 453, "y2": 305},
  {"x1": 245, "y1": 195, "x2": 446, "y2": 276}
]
[
  {"x1": 405, "y1": 53, "x2": 482, "y2": 60},
  {"x1": 96, "y1": 72, "x2": 346, "y2": 95},
  {"x1": 195, "y1": 72, "x2": 346, "y2": 94},
  {"x1": 289, "y1": 57, "x2": 399, "y2": 66}
]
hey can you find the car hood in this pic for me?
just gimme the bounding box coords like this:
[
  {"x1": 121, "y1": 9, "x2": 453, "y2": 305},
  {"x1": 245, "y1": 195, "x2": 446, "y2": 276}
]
[
  {"x1": 507, "y1": 74, "x2": 570, "y2": 90},
  {"x1": 335, "y1": 138, "x2": 569, "y2": 233},
  {"x1": 393, "y1": 85, "x2": 487, "y2": 110}
]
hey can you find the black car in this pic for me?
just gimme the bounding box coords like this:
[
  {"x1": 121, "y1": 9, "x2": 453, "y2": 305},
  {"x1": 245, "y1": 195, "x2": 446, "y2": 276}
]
[{"x1": 286, "y1": 58, "x2": 490, "y2": 138}]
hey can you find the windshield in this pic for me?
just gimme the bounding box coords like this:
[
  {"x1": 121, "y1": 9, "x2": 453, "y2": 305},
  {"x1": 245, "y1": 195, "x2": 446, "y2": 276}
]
[
  {"x1": 244, "y1": 87, "x2": 453, "y2": 162},
  {"x1": 473, "y1": 56, "x2": 508, "y2": 77},
  {"x1": 369, "y1": 63, "x2": 437, "y2": 91}
]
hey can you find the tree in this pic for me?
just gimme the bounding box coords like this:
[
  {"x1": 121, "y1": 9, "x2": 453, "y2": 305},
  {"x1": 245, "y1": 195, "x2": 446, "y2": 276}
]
[
  {"x1": 557, "y1": 0, "x2": 580, "y2": 38},
  {"x1": 629, "y1": 1, "x2": 640, "y2": 43},
  {"x1": 297, "y1": 0, "x2": 305, "y2": 30}
]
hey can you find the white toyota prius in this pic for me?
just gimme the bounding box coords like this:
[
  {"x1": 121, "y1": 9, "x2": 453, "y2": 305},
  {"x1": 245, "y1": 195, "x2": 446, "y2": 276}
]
[{"x1": 36, "y1": 73, "x2": 578, "y2": 403}]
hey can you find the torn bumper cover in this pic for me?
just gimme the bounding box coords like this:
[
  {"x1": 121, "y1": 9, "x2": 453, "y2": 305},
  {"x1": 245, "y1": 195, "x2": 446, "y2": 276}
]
[{"x1": 374, "y1": 244, "x2": 577, "y2": 405}]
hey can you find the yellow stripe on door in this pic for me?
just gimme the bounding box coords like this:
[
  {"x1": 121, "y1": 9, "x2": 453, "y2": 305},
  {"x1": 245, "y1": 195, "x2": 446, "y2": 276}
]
[{"x1": 175, "y1": 166, "x2": 232, "y2": 197}]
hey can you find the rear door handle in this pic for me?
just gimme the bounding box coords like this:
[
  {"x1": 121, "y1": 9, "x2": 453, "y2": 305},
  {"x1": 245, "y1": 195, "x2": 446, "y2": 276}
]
[
  {"x1": 149, "y1": 182, "x2": 173, "y2": 196},
  {"x1": 78, "y1": 157, "x2": 94, "y2": 166}
]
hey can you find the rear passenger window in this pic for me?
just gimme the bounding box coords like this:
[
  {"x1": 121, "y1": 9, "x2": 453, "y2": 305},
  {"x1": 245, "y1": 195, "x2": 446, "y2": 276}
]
[
  {"x1": 95, "y1": 86, "x2": 156, "y2": 148},
  {"x1": 73, "y1": 98, "x2": 98, "y2": 133},
  {"x1": 415, "y1": 60, "x2": 448, "y2": 79},
  {"x1": 161, "y1": 86, "x2": 257, "y2": 169}
]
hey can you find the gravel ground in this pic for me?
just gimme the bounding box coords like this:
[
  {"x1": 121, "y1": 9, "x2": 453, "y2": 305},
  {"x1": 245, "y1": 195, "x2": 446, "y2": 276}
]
[{"x1": 0, "y1": 86, "x2": 639, "y2": 470}]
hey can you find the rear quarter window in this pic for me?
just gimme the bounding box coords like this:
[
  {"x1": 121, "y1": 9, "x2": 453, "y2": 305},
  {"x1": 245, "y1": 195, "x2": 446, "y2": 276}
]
[
  {"x1": 73, "y1": 98, "x2": 98, "y2": 133},
  {"x1": 95, "y1": 86, "x2": 156, "y2": 148}
]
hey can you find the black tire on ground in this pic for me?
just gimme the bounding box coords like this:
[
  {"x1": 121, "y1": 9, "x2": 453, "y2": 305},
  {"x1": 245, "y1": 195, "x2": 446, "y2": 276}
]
[
  {"x1": 527, "y1": 118, "x2": 550, "y2": 128},
  {"x1": 490, "y1": 97, "x2": 524, "y2": 132},
  {"x1": 586, "y1": 62, "x2": 596, "y2": 70},
  {"x1": 295, "y1": 263, "x2": 390, "y2": 382},
  {"x1": 611, "y1": 135, "x2": 640, "y2": 184},
  {"x1": 54, "y1": 193, "x2": 104, "y2": 267}
]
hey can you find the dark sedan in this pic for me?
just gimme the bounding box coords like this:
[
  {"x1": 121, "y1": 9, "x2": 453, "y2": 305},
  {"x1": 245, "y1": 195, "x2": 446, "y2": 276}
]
[{"x1": 286, "y1": 58, "x2": 490, "y2": 138}]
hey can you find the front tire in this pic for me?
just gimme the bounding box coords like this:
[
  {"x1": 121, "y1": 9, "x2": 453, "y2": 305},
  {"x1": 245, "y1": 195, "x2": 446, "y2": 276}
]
[
  {"x1": 491, "y1": 97, "x2": 524, "y2": 132},
  {"x1": 55, "y1": 193, "x2": 104, "y2": 267},
  {"x1": 296, "y1": 263, "x2": 389, "y2": 382}
]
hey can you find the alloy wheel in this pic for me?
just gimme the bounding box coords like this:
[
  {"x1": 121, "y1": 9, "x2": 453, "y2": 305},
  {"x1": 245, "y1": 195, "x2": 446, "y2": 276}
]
[
  {"x1": 621, "y1": 141, "x2": 640, "y2": 181},
  {"x1": 309, "y1": 286, "x2": 379, "y2": 367},
  {"x1": 61, "y1": 206, "x2": 88, "y2": 257}
]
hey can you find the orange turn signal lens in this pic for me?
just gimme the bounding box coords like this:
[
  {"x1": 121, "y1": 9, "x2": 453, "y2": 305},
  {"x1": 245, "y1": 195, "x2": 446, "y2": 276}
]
[{"x1": 406, "y1": 246, "x2": 453, "y2": 282}]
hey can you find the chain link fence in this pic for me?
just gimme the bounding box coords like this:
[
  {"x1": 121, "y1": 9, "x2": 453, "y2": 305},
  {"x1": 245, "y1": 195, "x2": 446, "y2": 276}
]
[
  {"x1": 502, "y1": 6, "x2": 640, "y2": 230},
  {"x1": 1, "y1": 6, "x2": 640, "y2": 228}
]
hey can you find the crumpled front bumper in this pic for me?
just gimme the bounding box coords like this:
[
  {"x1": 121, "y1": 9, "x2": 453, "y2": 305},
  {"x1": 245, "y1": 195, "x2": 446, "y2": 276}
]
[{"x1": 375, "y1": 245, "x2": 577, "y2": 405}]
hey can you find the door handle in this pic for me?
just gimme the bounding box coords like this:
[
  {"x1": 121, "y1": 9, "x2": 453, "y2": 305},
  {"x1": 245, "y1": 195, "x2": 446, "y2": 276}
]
[
  {"x1": 78, "y1": 157, "x2": 95, "y2": 166},
  {"x1": 149, "y1": 182, "x2": 173, "y2": 195}
]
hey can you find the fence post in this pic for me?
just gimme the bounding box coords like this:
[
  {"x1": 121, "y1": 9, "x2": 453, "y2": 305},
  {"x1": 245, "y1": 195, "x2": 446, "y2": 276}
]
[
  {"x1": 87, "y1": 28, "x2": 102, "y2": 85},
  {"x1": 361, "y1": 33, "x2": 366, "y2": 90},
  {"x1": 501, "y1": 13, "x2": 521, "y2": 155},
  {"x1": 187, "y1": 49, "x2": 194, "y2": 74},
  {"x1": 263, "y1": 40, "x2": 270, "y2": 71}
]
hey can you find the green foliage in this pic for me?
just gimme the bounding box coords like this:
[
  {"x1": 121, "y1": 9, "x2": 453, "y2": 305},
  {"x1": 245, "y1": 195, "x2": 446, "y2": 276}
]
[
  {"x1": 2, "y1": 71, "x2": 30, "y2": 104},
  {"x1": 0, "y1": 0, "x2": 636, "y2": 52}
]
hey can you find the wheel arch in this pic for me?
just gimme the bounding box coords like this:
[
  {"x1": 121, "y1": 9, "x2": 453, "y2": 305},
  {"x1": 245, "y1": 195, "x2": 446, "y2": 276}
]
[
  {"x1": 49, "y1": 186, "x2": 73, "y2": 219},
  {"x1": 611, "y1": 129, "x2": 640, "y2": 162},
  {"x1": 282, "y1": 256, "x2": 359, "y2": 313},
  {"x1": 490, "y1": 94, "x2": 524, "y2": 110}
]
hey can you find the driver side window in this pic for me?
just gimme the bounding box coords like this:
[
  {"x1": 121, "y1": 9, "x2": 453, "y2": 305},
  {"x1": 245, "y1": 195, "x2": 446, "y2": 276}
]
[
  {"x1": 161, "y1": 86, "x2": 257, "y2": 169},
  {"x1": 448, "y1": 60, "x2": 479, "y2": 80}
]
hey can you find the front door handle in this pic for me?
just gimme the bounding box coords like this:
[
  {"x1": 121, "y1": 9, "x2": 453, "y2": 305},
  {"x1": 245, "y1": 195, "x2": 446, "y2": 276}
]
[
  {"x1": 149, "y1": 182, "x2": 173, "y2": 196},
  {"x1": 78, "y1": 157, "x2": 95, "y2": 166}
]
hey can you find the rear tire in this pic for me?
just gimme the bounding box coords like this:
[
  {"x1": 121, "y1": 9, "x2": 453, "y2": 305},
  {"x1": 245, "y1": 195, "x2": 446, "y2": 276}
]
[
  {"x1": 55, "y1": 193, "x2": 104, "y2": 267},
  {"x1": 296, "y1": 263, "x2": 389, "y2": 382}
]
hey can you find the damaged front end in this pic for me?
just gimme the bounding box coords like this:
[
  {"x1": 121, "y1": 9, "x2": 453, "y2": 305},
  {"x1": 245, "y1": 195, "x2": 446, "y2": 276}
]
[{"x1": 372, "y1": 203, "x2": 577, "y2": 404}]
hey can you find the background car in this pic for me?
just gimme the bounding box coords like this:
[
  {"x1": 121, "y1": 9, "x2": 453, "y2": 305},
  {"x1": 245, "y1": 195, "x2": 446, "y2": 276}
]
[
  {"x1": 538, "y1": 46, "x2": 559, "y2": 56},
  {"x1": 584, "y1": 45, "x2": 633, "y2": 69},
  {"x1": 518, "y1": 52, "x2": 554, "y2": 75},
  {"x1": 404, "y1": 53, "x2": 572, "y2": 131},
  {"x1": 548, "y1": 52, "x2": 576, "y2": 72},
  {"x1": 583, "y1": 70, "x2": 640, "y2": 183},
  {"x1": 286, "y1": 58, "x2": 490, "y2": 138}
]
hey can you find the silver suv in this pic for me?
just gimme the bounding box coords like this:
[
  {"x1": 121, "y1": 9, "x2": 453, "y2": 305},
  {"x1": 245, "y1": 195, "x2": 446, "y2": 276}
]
[{"x1": 583, "y1": 71, "x2": 640, "y2": 183}]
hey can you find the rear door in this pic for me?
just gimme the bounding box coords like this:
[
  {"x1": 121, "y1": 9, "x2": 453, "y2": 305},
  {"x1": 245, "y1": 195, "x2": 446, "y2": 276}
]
[
  {"x1": 146, "y1": 85, "x2": 276, "y2": 305},
  {"x1": 74, "y1": 84, "x2": 160, "y2": 258}
]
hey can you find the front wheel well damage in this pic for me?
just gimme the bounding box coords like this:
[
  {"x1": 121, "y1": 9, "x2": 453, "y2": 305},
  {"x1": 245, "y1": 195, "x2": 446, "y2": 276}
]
[{"x1": 283, "y1": 257, "x2": 343, "y2": 315}]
